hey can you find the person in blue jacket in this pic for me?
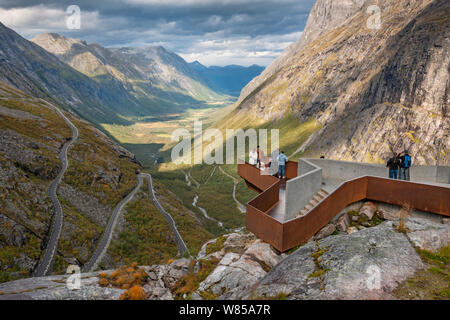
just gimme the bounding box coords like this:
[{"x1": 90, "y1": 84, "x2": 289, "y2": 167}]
[
  {"x1": 277, "y1": 151, "x2": 289, "y2": 179},
  {"x1": 399, "y1": 151, "x2": 412, "y2": 181}
]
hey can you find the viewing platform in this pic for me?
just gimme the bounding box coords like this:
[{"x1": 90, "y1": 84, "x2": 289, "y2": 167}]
[{"x1": 238, "y1": 159, "x2": 450, "y2": 252}]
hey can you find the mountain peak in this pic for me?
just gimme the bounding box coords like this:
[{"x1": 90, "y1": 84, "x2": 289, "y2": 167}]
[{"x1": 31, "y1": 33, "x2": 88, "y2": 55}]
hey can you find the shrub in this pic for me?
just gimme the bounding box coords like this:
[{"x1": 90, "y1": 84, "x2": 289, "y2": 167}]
[
  {"x1": 172, "y1": 258, "x2": 220, "y2": 299},
  {"x1": 396, "y1": 203, "x2": 412, "y2": 233},
  {"x1": 99, "y1": 263, "x2": 148, "y2": 290},
  {"x1": 120, "y1": 285, "x2": 147, "y2": 300}
]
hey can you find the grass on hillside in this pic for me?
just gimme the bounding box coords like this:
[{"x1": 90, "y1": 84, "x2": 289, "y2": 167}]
[
  {"x1": 107, "y1": 183, "x2": 179, "y2": 267},
  {"x1": 151, "y1": 178, "x2": 214, "y2": 255},
  {"x1": 55, "y1": 196, "x2": 104, "y2": 273},
  {"x1": 394, "y1": 246, "x2": 450, "y2": 300},
  {"x1": 195, "y1": 166, "x2": 245, "y2": 232}
]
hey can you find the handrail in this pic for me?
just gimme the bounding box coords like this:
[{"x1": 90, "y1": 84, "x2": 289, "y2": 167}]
[{"x1": 238, "y1": 163, "x2": 450, "y2": 252}]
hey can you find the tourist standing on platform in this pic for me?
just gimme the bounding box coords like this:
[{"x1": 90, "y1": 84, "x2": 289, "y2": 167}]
[
  {"x1": 400, "y1": 151, "x2": 412, "y2": 181},
  {"x1": 278, "y1": 151, "x2": 289, "y2": 179},
  {"x1": 256, "y1": 146, "x2": 262, "y2": 169},
  {"x1": 387, "y1": 153, "x2": 401, "y2": 179}
]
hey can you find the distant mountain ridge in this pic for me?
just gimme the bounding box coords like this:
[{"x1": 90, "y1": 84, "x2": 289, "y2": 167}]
[
  {"x1": 0, "y1": 22, "x2": 141, "y2": 125},
  {"x1": 31, "y1": 33, "x2": 230, "y2": 117},
  {"x1": 189, "y1": 61, "x2": 265, "y2": 97}
]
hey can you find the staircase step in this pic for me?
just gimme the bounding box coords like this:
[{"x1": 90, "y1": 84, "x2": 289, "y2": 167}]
[
  {"x1": 313, "y1": 195, "x2": 323, "y2": 202},
  {"x1": 318, "y1": 190, "x2": 329, "y2": 197},
  {"x1": 299, "y1": 209, "x2": 308, "y2": 217}
]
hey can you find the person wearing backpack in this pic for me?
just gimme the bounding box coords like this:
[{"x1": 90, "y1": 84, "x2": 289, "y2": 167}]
[
  {"x1": 400, "y1": 151, "x2": 412, "y2": 181},
  {"x1": 277, "y1": 151, "x2": 289, "y2": 179},
  {"x1": 387, "y1": 153, "x2": 401, "y2": 179}
]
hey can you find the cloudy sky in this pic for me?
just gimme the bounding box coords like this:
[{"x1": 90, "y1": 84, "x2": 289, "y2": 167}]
[{"x1": 0, "y1": 0, "x2": 315, "y2": 66}]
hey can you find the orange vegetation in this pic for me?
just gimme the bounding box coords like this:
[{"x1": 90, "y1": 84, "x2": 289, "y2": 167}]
[
  {"x1": 120, "y1": 285, "x2": 147, "y2": 301},
  {"x1": 99, "y1": 262, "x2": 148, "y2": 290}
]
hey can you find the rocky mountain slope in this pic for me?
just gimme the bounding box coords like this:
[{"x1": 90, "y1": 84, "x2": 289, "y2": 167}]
[
  {"x1": 0, "y1": 22, "x2": 142, "y2": 125},
  {"x1": 0, "y1": 23, "x2": 230, "y2": 126},
  {"x1": 225, "y1": 0, "x2": 449, "y2": 165},
  {"x1": 0, "y1": 81, "x2": 212, "y2": 283},
  {"x1": 31, "y1": 33, "x2": 230, "y2": 113}
]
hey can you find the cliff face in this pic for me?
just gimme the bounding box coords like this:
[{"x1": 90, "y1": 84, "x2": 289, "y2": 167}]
[
  {"x1": 238, "y1": 0, "x2": 368, "y2": 105},
  {"x1": 229, "y1": 0, "x2": 449, "y2": 165}
]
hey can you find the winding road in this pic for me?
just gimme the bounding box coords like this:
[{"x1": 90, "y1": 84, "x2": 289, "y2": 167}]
[
  {"x1": 141, "y1": 173, "x2": 189, "y2": 257},
  {"x1": 218, "y1": 167, "x2": 246, "y2": 213},
  {"x1": 34, "y1": 102, "x2": 79, "y2": 277},
  {"x1": 83, "y1": 175, "x2": 144, "y2": 273},
  {"x1": 83, "y1": 173, "x2": 189, "y2": 272}
]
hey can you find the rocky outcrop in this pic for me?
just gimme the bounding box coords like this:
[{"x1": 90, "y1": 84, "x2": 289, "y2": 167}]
[
  {"x1": 396, "y1": 217, "x2": 450, "y2": 253},
  {"x1": 251, "y1": 222, "x2": 426, "y2": 300},
  {"x1": 0, "y1": 272, "x2": 124, "y2": 300},
  {"x1": 0, "y1": 258, "x2": 191, "y2": 300},
  {"x1": 0, "y1": 215, "x2": 447, "y2": 300},
  {"x1": 195, "y1": 240, "x2": 285, "y2": 300}
]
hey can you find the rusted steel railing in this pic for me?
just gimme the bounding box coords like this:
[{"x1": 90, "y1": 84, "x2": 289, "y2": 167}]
[
  {"x1": 366, "y1": 177, "x2": 450, "y2": 216},
  {"x1": 238, "y1": 163, "x2": 450, "y2": 252},
  {"x1": 282, "y1": 177, "x2": 368, "y2": 250},
  {"x1": 286, "y1": 161, "x2": 298, "y2": 180},
  {"x1": 238, "y1": 162, "x2": 279, "y2": 192}
]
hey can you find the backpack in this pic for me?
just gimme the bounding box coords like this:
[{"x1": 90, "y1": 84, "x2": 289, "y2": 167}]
[{"x1": 403, "y1": 155, "x2": 411, "y2": 168}]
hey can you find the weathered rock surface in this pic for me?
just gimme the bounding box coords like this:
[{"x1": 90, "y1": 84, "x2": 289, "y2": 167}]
[
  {"x1": 395, "y1": 217, "x2": 450, "y2": 253},
  {"x1": 337, "y1": 213, "x2": 351, "y2": 232},
  {"x1": 314, "y1": 224, "x2": 336, "y2": 240},
  {"x1": 196, "y1": 240, "x2": 285, "y2": 300},
  {"x1": 142, "y1": 258, "x2": 192, "y2": 300},
  {"x1": 0, "y1": 272, "x2": 124, "y2": 300},
  {"x1": 252, "y1": 222, "x2": 426, "y2": 300},
  {"x1": 0, "y1": 258, "x2": 191, "y2": 300},
  {"x1": 360, "y1": 202, "x2": 377, "y2": 220}
]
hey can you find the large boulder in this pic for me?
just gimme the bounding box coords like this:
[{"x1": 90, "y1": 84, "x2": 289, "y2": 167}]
[
  {"x1": 0, "y1": 272, "x2": 124, "y2": 300},
  {"x1": 251, "y1": 222, "x2": 425, "y2": 300}
]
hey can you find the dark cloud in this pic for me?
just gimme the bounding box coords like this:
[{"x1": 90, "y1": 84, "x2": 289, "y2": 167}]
[{"x1": 0, "y1": 0, "x2": 316, "y2": 66}]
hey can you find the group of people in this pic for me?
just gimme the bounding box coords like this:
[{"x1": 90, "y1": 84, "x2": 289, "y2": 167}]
[
  {"x1": 386, "y1": 151, "x2": 412, "y2": 181},
  {"x1": 249, "y1": 146, "x2": 289, "y2": 179},
  {"x1": 249, "y1": 148, "x2": 413, "y2": 182}
]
